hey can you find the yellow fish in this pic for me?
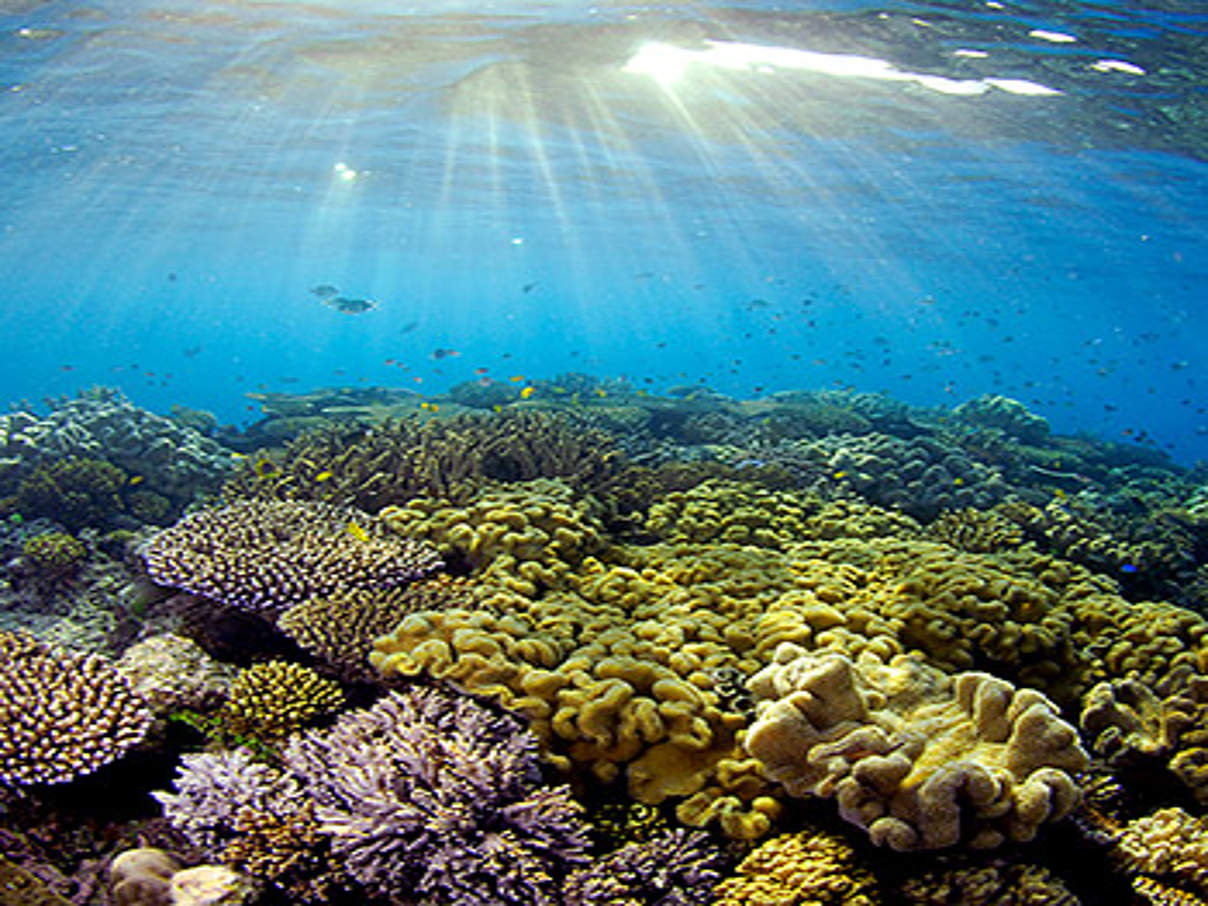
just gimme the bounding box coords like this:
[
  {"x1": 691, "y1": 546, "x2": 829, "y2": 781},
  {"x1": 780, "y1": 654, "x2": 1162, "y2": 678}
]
[
  {"x1": 315, "y1": 470, "x2": 333, "y2": 483},
  {"x1": 833, "y1": 470, "x2": 848, "y2": 479},
  {"x1": 493, "y1": 404, "x2": 503, "y2": 412},
  {"x1": 953, "y1": 477, "x2": 964, "y2": 486},
  {"x1": 520, "y1": 386, "x2": 536, "y2": 399},
  {"x1": 509, "y1": 375, "x2": 525, "y2": 383},
  {"x1": 129, "y1": 475, "x2": 144, "y2": 486},
  {"x1": 594, "y1": 388, "x2": 606, "y2": 398},
  {"x1": 346, "y1": 521, "x2": 370, "y2": 543}
]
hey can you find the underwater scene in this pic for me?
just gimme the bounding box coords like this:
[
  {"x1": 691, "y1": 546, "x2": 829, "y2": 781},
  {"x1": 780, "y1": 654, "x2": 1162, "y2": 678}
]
[{"x1": 1, "y1": 0, "x2": 1207, "y2": 904}]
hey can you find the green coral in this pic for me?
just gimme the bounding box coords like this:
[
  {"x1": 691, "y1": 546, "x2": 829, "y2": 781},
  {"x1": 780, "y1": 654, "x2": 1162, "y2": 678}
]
[
  {"x1": 21, "y1": 531, "x2": 89, "y2": 584},
  {"x1": 3, "y1": 458, "x2": 126, "y2": 531}
]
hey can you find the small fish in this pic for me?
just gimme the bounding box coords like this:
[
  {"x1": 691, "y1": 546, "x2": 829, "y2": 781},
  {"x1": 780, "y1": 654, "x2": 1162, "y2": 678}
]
[
  {"x1": 315, "y1": 470, "x2": 333, "y2": 482},
  {"x1": 492, "y1": 404, "x2": 503, "y2": 412},
  {"x1": 326, "y1": 296, "x2": 377, "y2": 314},
  {"x1": 1120, "y1": 563, "x2": 1139, "y2": 574},
  {"x1": 509, "y1": 375, "x2": 525, "y2": 382},
  {"x1": 432, "y1": 348, "x2": 460, "y2": 360},
  {"x1": 833, "y1": 470, "x2": 848, "y2": 479},
  {"x1": 129, "y1": 475, "x2": 144, "y2": 486},
  {"x1": 419, "y1": 401, "x2": 440, "y2": 412},
  {"x1": 519, "y1": 386, "x2": 536, "y2": 399},
  {"x1": 311, "y1": 284, "x2": 340, "y2": 299},
  {"x1": 522, "y1": 282, "x2": 539, "y2": 293},
  {"x1": 346, "y1": 521, "x2": 370, "y2": 543},
  {"x1": 400, "y1": 321, "x2": 419, "y2": 334},
  {"x1": 594, "y1": 389, "x2": 606, "y2": 397}
]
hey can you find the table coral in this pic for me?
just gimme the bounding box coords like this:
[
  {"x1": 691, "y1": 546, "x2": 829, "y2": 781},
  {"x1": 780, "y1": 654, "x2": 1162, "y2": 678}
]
[
  {"x1": 744, "y1": 643, "x2": 1087, "y2": 851},
  {"x1": 139, "y1": 499, "x2": 441, "y2": 611},
  {"x1": 711, "y1": 828, "x2": 881, "y2": 905},
  {"x1": 0, "y1": 629, "x2": 152, "y2": 787}
]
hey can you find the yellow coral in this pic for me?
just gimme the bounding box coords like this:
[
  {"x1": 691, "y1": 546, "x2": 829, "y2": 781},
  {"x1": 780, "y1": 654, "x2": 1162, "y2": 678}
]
[
  {"x1": 219, "y1": 661, "x2": 344, "y2": 742},
  {"x1": 712, "y1": 828, "x2": 881, "y2": 905}
]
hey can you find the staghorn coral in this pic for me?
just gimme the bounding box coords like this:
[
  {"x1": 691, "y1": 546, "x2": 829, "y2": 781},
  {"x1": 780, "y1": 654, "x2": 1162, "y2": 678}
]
[
  {"x1": 277, "y1": 575, "x2": 468, "y2": 681},
  {"x1": 744, "y1": 643, "x2": 1088, "y2": 851},
  {"x1": 216, "y1": 661, "x2": 344, "y2": 743},
  {"x1": 139, "y1": 499, "x2": 441, "y2": 612},
  {"x1": 381, "y1": 478, "x2": 606, "y2": 594},
  {"x1": 711, "y1": 828, "x2": 881, "y2": 905},
  {"x1": 899, "y1": 861, "x2": 1080, "y2": 905},
  {"x1": 279, "y1": 686, "x2": 592, "y2": 904},
  {"x1": 155, "y1": 748, "x2": 305, "y2": 854},
  {"x1": 0, "y1": 629, "x2": 152, "y2": 787},
  {"x1": 221, "y1": 802, "x2": 345, "y2": 904},
  {"x1": 561, "y1": 828, "x2": 725, "y2": 906},
  {"x1": 224, "y1": 409, "x2": 625, "y2": 510}
]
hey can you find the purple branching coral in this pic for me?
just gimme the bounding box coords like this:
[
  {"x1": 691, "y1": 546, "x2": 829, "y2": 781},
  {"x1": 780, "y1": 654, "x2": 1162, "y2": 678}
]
[
  {"x1": 156, "y1": 686, "x2": 592, "y2": 905},
  {"x1": 561, "y1": 829, "x2": 726, "y2": 906},
  {"x1": 139, "y1": 499, "x2": 441, "y2": 611}
]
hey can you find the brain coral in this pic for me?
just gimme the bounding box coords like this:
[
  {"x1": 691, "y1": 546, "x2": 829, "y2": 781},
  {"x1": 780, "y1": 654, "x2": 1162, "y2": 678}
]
[
  {"x1": 0, "y1": 629, "x2": 153, "y2": 786},
  {"x1": 139, "y1": 499, "x2": 441, "y2": 611},
  {"x1": 744, "y1": 643, "x2": 1088, "y2": 851}
]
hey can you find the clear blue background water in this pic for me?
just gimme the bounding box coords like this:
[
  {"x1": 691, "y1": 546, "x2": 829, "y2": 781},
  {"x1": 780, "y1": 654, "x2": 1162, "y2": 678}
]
[{"x1": 1, "y1": 0, "x2": 1205, "y2": 460}]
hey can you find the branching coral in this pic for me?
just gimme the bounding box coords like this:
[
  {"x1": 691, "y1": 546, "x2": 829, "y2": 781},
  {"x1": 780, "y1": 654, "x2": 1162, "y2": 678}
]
[
  {"x1": 744, "y1": 643, "x2": 1088, "y2": 851},
  {"x1": 712, "y1": 828, "x2": 881, "y2": 905},
  {"x1": 3, "y1": 458, "x2": 126, "y2": 531},
  {"x1": 561, "y1": 828, "x2": 725, "y2": 906},
  {"x1": 217, "y1": 661, "x2": 344, "y2": 742},
  {"x1": 0, "y1": 629, "x2": 152, "y2": 787},
  {"x1": 139, "y1": 499, "x2": 441, "y2": 612}
]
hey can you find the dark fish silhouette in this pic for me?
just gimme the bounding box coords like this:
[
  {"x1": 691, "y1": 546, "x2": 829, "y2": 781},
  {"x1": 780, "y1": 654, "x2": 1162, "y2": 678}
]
[
  {"x1": 326, "y1": 296, "x2": 377, "y2": 314},
  {"x1": 311, "y1": 284, "x2": 340, "y2": 299}
]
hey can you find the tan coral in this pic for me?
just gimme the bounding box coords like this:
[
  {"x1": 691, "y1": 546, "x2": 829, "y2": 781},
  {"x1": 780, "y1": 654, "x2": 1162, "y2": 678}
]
[
  {"x1": 744, "y1": 643, "x2": 1087, "y2": 851},
  {"x1": 900, "y1": 862, "x2": 1080, "y2": 905},
  {"x1": 1115, "y1": 807, "x2": 1208, "y2": 897}
]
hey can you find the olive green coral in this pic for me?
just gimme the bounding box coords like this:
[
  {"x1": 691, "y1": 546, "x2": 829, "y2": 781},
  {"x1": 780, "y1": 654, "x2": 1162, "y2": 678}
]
[
  {"x1": 21, "y1": 531, "x2": 89, "y2": 584},
  {"x1": 0, "y1": 629, "x2": 152, "y2": 786},
  {"x1": 3, "y1": 457, "x2": 126, "y2": 530}
]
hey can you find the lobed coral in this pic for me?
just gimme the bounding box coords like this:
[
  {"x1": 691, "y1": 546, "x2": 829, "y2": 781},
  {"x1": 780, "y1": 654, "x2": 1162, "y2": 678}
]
[
  {"x1": 20, "y1": 531, "x2": 89, "y2": 585},
  {"x1": 712, "y1": 828, "x2": 881, "y2": 905},
  {"x1": 1114, "y1": 807, "x2": 1208, "y2": 901},
  {"x1": 952, "y1": 394, "x2": 1051, "y2": 445},
  {"x1": 4, "y1": 458, "x2": 126, "y2": 531},
  {"x1": 0, "y1": 629, "x2": 152, "y2": 787},
  {"x1": 381, "y1": 478, "x2": 606, "y2": 594},
  {"x1": 899, "y1": 862, "x2": 1080, "y2": 905},
  {"x1": 744, "y1": 643, "x2": 1088, "y2": 851},
  {"x1": 139, "y1": 499, "x2": 441, "y2": 612},
  {"x1": 923, "y1": 507, "x2": 1024, "y2": 553}
]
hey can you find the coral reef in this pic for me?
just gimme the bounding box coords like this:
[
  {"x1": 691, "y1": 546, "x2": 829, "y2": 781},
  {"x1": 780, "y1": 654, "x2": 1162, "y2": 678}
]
[
  {"x1": 712, "y1": 827, "x2": 881, "y2": 905},
  {"x1": 0, "y1": 629, "x2": 152, "y2": 787},
  {"x1": 1114, "y1": 807, "x2": 1208, "y2": 901},
  {"x1": 139, "y1": 499, "x2": 441, "y2": 612},
  {"x1": 952, "y1": 394, "x2": 1051, "y2": 445},
  {"x1": 924, "y1": 507, "x2": 1024, "y2": 553},
  {"x1": 744, "y1": 643, "x2": 1088, "y2": 850},
  {"x1": 899, "y1": 861, "x2": 1080, "y2": 905},
  {"x1": 0, "y1": 388, "x2": 234, "y2": 507},
  {"x1": 19, "y1": 531, "x2": 89, "y2": 585}
]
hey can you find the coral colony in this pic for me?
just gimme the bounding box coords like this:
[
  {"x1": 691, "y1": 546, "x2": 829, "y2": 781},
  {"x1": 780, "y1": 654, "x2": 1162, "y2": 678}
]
[{"x1": 2, "y1": 385, "x2": 1208, "y2": 905}]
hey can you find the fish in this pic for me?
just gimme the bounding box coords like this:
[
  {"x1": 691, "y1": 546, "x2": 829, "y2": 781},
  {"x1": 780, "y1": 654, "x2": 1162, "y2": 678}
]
[
  {"x1": 431, "y1": 348, "x2": 460, "y2": 360},
  {"x1": 400, "y1": 321, "x2": 419, "y2": 334},
  {"x1": 346, "y1": 521, "x2": 370, "y2": 543},
  {"x1": 326, "y1": 296, "x2": 377, "y2": 314},
  {"x1": 310, "y1": 284, "x2": 340, "y2": 299},
  {"x1": 314, "y1": 471, "x2": 333, "y2": 482},
  {"x1": 420, "y1": 402, "x2": 440, "y2": 412},
  {"x1": 522, "y1": 282, "x2": 539, "y2": 293},
  {"x1": 519, "y1": 386, "x2": 536, "y2": 399},
  {"x1": 129, "y1": 475, "x2": 144, "y2": 485}
]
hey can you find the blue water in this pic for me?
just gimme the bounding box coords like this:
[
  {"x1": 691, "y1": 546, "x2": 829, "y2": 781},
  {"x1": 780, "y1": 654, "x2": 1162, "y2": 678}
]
[{"x1": 1, "y1": 0, "x2": 1205, "y2": 460}]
